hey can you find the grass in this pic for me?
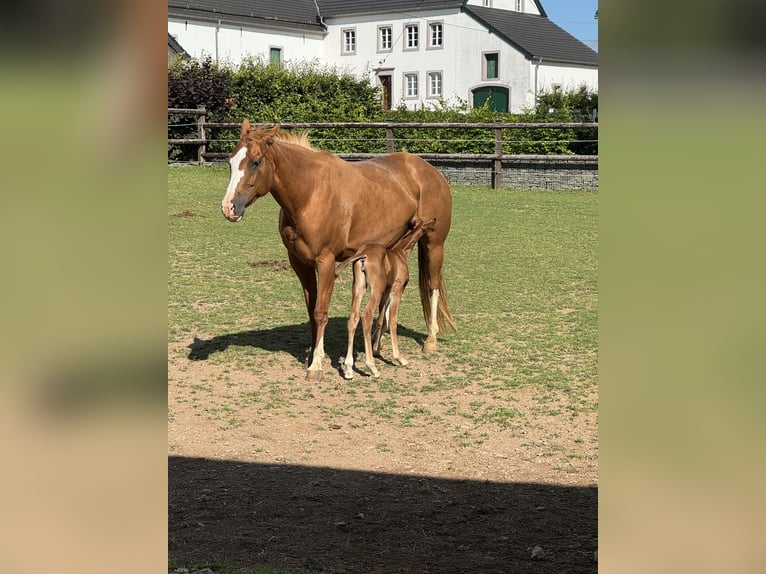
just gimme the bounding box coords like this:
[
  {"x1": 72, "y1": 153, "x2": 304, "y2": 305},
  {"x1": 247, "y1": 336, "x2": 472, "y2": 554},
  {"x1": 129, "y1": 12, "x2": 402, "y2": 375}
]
[{"x1": 169, "y1": 164, "x2": 597, "y2": 408}]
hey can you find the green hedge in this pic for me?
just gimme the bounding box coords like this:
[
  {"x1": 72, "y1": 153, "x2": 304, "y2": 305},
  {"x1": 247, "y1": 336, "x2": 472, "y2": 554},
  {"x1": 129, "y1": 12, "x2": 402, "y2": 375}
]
[{"x1": 168, "y1": 56, "x2": 597, "y2": 160}]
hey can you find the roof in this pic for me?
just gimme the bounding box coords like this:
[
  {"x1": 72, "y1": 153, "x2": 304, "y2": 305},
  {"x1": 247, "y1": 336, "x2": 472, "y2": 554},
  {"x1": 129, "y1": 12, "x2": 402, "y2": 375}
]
[
  {"x1": 168, "y1": 33, "x2": 190, "y2": 57},
  {"x1": 463, "y1": 5, "x2": 598, "y2": 66},
  {"x1": 316, "y1": 0, "x2": 464, "y2": 17},
  {"x1": 168, "y1": 0, "x2": 325, "y2": 32}
]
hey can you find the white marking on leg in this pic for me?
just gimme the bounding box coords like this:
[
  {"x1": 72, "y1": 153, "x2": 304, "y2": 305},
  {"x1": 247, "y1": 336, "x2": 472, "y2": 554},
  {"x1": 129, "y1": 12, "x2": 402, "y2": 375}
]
[
  {"x1": 308, "y1": 335, "x2": 325, "y2": 373},
  {"x1": 429, "y1": 288, "x2": 440, "y2": 337}
]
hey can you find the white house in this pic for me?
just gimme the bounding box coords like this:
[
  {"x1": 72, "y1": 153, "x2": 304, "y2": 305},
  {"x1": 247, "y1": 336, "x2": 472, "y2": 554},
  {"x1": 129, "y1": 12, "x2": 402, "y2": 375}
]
[{"x1": 168, "y1": 0, "x2": 597, "y2": 113}]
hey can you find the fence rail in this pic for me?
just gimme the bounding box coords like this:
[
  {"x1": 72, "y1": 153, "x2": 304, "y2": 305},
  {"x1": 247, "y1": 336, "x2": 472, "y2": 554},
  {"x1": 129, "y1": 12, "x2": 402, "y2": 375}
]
[{"x1": 168, "y1": 107, "x2": 598, "y2": 189}]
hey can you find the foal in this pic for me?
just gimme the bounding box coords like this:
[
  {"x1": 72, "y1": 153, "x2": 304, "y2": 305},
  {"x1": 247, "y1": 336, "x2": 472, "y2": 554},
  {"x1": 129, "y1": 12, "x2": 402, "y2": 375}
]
[{"x1": 336, "y1": 218, "x2": 436, "y2": 379}]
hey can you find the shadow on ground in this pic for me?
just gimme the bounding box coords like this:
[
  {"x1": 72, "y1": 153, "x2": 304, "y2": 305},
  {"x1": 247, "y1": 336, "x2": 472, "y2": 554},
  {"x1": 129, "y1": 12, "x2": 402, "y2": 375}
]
[
  {"x1": 187, "y1": 317, "x2": 428, "y2": 367},
  {"x1": 169, "y1": 456, "x2": 597, "y2": 573}
]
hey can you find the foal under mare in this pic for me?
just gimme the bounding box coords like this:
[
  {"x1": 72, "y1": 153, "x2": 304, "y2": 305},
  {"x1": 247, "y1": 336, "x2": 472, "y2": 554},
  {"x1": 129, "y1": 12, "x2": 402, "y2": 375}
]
[{"x1": 335, "y1": 218, "x2": 436, "y2": 379}]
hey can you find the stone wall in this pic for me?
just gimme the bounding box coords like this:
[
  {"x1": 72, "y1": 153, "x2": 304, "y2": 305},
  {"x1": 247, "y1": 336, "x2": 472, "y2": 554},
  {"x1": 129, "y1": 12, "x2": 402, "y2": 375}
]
[{"x1": 427, "y1": 157, "x2": 598, "y2": 191}]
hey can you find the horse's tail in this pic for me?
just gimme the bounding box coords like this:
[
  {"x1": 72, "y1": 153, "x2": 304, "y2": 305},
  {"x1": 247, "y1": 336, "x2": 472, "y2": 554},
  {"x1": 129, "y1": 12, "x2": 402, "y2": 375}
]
[{"x1": 418, "y1": 241, "x2": 457, "y2": 335}]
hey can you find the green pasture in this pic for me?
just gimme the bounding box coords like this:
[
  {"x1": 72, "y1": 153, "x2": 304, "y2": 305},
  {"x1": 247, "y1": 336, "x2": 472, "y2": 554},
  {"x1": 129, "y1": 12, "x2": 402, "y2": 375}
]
[{"x1": 169, "y1": 165, "x2": 596, "y2": 399}]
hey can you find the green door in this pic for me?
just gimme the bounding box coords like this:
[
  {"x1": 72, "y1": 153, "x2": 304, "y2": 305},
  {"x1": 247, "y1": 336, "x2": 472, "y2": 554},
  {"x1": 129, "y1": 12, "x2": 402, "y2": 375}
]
[{"x1": 472, "y1": 86, "x2": 509, "y2": 112}]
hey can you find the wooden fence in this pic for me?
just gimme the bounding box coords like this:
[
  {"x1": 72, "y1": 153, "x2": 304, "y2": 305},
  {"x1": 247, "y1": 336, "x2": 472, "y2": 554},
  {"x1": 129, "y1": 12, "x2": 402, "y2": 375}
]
[{"x1": 168, "y1": 106, "x2": 598, "y2": 189}]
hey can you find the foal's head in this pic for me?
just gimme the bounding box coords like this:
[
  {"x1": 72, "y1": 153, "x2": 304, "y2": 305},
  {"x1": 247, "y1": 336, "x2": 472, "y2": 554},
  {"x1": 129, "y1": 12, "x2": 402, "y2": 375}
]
[{"x1": 221, "y1": 120, "x2": 280, "y2": 222}]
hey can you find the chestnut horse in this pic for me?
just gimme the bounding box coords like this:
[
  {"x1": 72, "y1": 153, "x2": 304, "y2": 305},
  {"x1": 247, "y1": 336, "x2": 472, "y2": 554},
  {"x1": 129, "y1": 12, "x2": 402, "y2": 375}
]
[{"x1": 221, "y1": 120, "x2": 456, "y2": 379}]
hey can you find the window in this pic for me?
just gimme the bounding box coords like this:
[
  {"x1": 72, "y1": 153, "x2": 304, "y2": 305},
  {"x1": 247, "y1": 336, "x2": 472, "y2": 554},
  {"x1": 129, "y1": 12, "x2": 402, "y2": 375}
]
[
  {"x1": 404, "y1": 72, "x2": 418, "y2": 98},
  {"x1": 404, "y1": 24, "x2": 419, "y2": 50},
  {"x1": 484, "y1": 52, "x2": 499, "y2": 80},
  {"x1": 482, "y1": 0, "x2": 492, "y2": 6},
  {"x1": 515, "y1": 0, "x2": 524, "y2": 11},
  {"x1": 378, "y1": 26, "x2": 392, "y2": 51},
  {"x1": 428, "y1": 22, "x2": 443, "y2": 49},
  {"x1": 342, "y1": 28, "x2": 356, "y2": 54},
  {"x1": 427, "y1": 71, "x2": 442, "y2": 98},
  {"x1": 269, "y1": 47, "x2": 282, "y2": 66}
]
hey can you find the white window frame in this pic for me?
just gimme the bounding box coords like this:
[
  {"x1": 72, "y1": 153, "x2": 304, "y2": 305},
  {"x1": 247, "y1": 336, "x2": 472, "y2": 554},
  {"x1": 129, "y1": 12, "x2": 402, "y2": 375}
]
[
  {"x1": 482, "y1": 0, "x2": 492, "y2": 6},
  {"x1": 427, "y1": 21, "x2": 444, "y2": 50},
  {"x1": 341, "y1": 28, "x2": 356, "y2": 55},
  {"x1": 378, "y1": 25, "x2": 393, "y2": 52},
  {"x1": 515, "y1": 0, "x2": 524, "y2": 12},
  {"x1": 427, "y1": 71, "x2": 443, "y2": 99},
  {"x1": 404, "y1": 23, "x2": 419, "y2": 51},
  {"x1": 403, "y1": 72, "x2": 419, "y2": 99}
]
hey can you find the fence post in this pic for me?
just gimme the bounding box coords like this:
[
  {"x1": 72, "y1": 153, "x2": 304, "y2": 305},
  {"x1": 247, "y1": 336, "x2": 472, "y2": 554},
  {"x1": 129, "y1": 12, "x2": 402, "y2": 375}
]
[
  {"x1": 197, "y1": 105, "x2": 206, "y2": 164},
  {"x1": 385, "y1": 120, "x2": 394, "y2": 153},
  {"x1": 493, "y1": 119, "x2": 503, "y2": 189}
]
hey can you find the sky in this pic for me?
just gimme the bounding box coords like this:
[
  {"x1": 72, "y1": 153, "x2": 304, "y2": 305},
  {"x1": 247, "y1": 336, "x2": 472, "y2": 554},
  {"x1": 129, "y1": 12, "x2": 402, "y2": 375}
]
[{"x1": 540, "y1": 0, "x2": 599, "y2": 52}]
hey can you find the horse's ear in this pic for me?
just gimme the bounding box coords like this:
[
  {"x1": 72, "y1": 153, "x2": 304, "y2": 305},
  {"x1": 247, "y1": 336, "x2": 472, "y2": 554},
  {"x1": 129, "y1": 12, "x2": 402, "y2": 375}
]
[
  {"x1": 240, "y1": 118, "x2": 251, "y2": 138},
  {"x1": 265, "y1": 123, "x2": 280, "y2": 145}
]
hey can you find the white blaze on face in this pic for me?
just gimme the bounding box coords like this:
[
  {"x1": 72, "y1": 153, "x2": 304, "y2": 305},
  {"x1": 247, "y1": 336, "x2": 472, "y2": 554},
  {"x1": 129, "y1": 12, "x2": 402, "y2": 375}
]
[{"x1": 221, "y1": 145, "x2": 247, "y2": 219}]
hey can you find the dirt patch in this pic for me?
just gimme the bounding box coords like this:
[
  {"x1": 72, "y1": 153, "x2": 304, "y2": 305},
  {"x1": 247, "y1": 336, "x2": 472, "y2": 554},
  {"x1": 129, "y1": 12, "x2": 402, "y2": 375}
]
[
  {"x1": 168, "y1": 338, "x2": 597, "y2": 573},
  {"x1": 247, "y1": 260, "x2": 293, "y2": 271}
]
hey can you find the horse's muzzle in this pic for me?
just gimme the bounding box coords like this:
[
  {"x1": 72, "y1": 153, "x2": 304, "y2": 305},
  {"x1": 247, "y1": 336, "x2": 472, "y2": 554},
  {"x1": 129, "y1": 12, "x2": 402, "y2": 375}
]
[{"x1": 221, "y1": 201, "x2": 243, "y2": 222}]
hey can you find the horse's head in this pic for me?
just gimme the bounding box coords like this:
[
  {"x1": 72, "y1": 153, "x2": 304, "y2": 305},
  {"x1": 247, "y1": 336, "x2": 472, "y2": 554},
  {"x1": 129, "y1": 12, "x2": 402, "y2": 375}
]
[{"x1": 221, "y1": 120, "x2": 280, "y2": 222}]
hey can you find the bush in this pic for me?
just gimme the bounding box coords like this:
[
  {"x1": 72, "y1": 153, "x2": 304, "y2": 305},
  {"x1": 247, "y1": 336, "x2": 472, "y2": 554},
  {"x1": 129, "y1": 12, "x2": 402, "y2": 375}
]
[{"x1": 167, "y1": 56, "x2": 598, "y2": 159}]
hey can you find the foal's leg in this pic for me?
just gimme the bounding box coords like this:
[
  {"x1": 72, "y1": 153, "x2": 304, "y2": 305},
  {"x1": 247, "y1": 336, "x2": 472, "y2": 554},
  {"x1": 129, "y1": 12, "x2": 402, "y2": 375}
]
[
  {"x1": 341, "y1": 262, "x2": 366, "y2": 380},
  {"x1": 387, "y1": 279, "x2": 408, "y2": 366},
  {"x1": 373, "y1": 290, "x2": 391, "y2": 357},
  {"x1": 306, "y1": 255, "x2": 336, "y2": 380},
  {"x1": 361, "y1": 289, "x2": 382, "y2": 378}
]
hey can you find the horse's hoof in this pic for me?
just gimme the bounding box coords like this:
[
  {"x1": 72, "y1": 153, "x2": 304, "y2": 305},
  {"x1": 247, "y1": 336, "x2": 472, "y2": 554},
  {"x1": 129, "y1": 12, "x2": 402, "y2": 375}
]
[
  {"x1": 394, "y1": 356, "x2": 408, "y2": 366},
  {"x1": 423, "y1": 339, "x2": 438, "y2": 353},
  {"x1": 306, "y1": 369, "x2": 324, "y2": 381}
]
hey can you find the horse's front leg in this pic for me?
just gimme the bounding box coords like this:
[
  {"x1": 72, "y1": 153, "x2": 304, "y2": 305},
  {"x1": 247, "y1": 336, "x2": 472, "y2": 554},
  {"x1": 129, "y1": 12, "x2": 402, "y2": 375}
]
[
  {"x1": 306, "y1": 255, "x2": 337, "y2": 381},
  {"x1": 288, "y1": 252, "x2": 318, "y2": 365}
]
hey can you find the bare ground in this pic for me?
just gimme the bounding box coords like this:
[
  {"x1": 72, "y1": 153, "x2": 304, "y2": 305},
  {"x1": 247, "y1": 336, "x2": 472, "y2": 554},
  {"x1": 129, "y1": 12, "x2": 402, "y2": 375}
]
[{"x1": 168, "y1": 334, "x2": 598, "y2": 573}]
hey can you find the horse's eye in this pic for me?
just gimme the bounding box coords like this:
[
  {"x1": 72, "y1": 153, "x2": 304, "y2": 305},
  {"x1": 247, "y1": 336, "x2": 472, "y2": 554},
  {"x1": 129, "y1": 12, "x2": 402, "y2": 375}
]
[{"x1": 250, "y1": 159, "x2": 261, "y2": 169}]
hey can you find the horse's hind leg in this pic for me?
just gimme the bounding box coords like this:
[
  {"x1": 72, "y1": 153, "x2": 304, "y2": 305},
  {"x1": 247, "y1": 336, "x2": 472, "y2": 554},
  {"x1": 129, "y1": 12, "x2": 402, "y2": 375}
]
[
  {"x1": 341, "y1": 263, "x2": 366, "y2": 380},
  {"x1": 421, "y1": 243, "x2": 445, "y2": 352}
]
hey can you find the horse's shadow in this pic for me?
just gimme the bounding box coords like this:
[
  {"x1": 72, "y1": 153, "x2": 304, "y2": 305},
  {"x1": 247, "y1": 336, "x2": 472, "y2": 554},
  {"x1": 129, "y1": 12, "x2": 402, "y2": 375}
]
[{"x1": 187, "y1": 317, "x2": 427, "y2": 369}]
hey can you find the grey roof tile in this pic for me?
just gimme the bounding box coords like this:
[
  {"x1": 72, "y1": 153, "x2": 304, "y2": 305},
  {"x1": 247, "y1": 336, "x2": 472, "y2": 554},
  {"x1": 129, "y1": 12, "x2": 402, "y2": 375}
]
[
  {"x1": 464, "y1": 5, "x2": 597, "y2": 66},
  {"x1": 317, "y1": 0, "x2": 464, "y2": 17},
  {"x1": 168, "y1": 0, "x2": 324, "y2": 31}
]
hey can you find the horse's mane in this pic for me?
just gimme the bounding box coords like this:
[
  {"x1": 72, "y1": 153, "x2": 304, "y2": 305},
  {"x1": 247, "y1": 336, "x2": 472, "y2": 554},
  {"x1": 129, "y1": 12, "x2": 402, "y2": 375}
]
[{"x1": 246, "y1": 126, "x2": 315, "y2": 151}]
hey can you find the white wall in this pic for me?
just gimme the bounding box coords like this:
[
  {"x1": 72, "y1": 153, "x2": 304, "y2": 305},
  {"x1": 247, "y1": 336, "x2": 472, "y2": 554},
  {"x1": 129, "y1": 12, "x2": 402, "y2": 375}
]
[
  {"x1": 323, "y1": 10, "x2": 537, "y2": 112},
  {"x1": 168, "y1": 19, "x2": 325, "y2": 65},
  {"x1": 534, "y1": 62, "x2": 598, "y2": 96}
]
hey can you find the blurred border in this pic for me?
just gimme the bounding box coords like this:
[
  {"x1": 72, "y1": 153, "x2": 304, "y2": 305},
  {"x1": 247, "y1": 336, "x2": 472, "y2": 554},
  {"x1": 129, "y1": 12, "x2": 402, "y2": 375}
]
[
  {"x1": 601, "y1": 1, "x2": 766, "y2": 572},
  {"x1": 0, "y1": 1, "x2": 168, "y2": 572}
]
